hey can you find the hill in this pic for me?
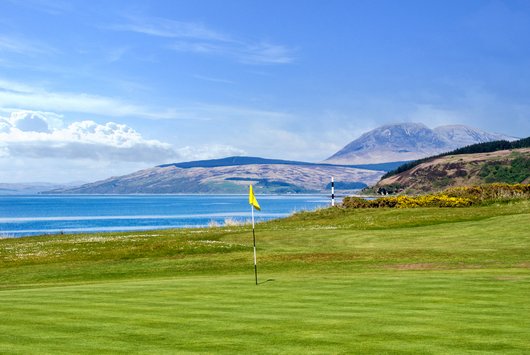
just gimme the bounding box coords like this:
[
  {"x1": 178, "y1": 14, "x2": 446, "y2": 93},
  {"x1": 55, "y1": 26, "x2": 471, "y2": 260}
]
[
  {"x1": 1, "y1": 200, "x2": 529, "y2": 353},
  {"x1": 376, "y1": 147, "x2": 530, "y2": 194},
  {"x1": 382, "y1": 136, "x2": 530, "y2": 180},
  {"x1": 50, "y1": 158, "x2": 384, "y2": 194},
  {"x1": 159, "y1": 155, "x2": 406, "y2": 171},
  {"x1": 325, "y1": 122, "x2": 516, "y2": 164}
]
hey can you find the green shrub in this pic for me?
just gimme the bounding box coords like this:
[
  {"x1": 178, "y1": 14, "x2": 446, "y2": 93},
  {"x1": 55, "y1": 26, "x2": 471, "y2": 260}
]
[
  {"x1": 342, "y1": 197, "x2": 371, "y2": 208},
  {"x1": 342, "y1": 183, "x2": 530, "y2": 209},
  {"x1": 479, "y1": 157, "x2": 530, "y2": 184}
]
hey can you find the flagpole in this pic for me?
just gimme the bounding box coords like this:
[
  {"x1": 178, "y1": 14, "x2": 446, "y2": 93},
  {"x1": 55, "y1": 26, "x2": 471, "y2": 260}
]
[
  {"x1": 251, "y1": 205, "x2": 258, "y2": 285},
  {"x1": 331, "y1": 176, "x2": 335, "y2": 207}
]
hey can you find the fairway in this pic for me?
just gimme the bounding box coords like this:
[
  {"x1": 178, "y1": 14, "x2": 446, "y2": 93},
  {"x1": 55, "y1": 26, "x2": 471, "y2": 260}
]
[{"x1": 1, "y1": 201, "x2": 530, "y2": 353}]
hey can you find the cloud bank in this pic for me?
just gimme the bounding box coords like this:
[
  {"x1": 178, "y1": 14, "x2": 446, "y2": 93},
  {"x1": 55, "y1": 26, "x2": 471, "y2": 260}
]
[
  {"x1": 0, "y1": 111, "x2": 177, "y2": 162},
  {"x1": 0, "y1": 110, "x2": 244, "y2": 165}
]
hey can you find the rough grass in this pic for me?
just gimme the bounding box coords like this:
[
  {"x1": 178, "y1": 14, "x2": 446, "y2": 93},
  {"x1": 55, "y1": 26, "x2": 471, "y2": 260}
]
[{"x1": 0, "y1": 200, "x2": 529, "y2": 353}]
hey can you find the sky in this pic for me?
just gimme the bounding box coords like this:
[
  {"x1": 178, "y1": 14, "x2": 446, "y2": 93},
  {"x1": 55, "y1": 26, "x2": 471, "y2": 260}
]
[{"x1": 1, "y1": 0, "x2": 530, "y2": 183}]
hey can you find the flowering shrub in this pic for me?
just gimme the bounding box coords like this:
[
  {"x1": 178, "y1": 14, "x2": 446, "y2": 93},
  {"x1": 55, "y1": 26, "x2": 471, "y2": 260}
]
[
  {"x1": 342, "y1": 183, "x2": 529, "y2": 209},
  {"x1": 343, "y1": 195, "x2": 473, "y2": 208},
  {"x1": 443, "y1": 183, "x2": 530, "y2": 202}
]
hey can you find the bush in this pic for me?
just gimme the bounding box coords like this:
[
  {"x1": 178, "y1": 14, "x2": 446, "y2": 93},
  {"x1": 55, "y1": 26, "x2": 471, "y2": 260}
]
[
  {"x1": 443, "y1": 183, "x2": 530, "y2": 202},
  {"x1": 342, "y1": 197, "x2": 371, "y2": 208},
  {"x1": 342, "y1": 183, "x2": 530, "y2": 209},
  {"x1": 479, "y1": 156, "x2": 530, "y2": 184}
]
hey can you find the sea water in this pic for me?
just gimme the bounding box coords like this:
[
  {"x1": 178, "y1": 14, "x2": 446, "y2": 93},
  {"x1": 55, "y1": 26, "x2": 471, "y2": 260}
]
[{"x1": 0, "y1": 194, "x2": 330, "y2": 238}]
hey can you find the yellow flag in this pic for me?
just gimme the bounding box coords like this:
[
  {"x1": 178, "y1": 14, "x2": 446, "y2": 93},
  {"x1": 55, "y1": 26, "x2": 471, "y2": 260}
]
[{"x1": 249, "y1": 185, "x2": 261, "y2": 211}]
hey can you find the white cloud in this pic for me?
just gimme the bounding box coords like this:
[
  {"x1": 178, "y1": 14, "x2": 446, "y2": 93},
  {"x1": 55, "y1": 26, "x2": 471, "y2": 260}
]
[
  {"x1": 0, "y1": 118, "x2": 12, "y2": 133},
  {"x1": 111, "y1": 15, "x2": 296, "y2": 65},
  {"x1": 239, "y1": 42, "x2": 295, "y2": 65},
  {"x1": 112, "y1": 15, "x2": 230, "y2": 42},
  {"x1": 0, "y1": 111, "x2": 177, "y2": 162},
  {"x1": 0, "y1": 110, "x2": 247, "y2": 182},
  {"x1": 8, "y1": 110, "x2": 63, "y2": 132},
  {"x1": 169, "y1": 40, "x2": 295, "y2": 65},
  {"x1": 0, "y1": 79, "x2": 180, "y2": 119}
]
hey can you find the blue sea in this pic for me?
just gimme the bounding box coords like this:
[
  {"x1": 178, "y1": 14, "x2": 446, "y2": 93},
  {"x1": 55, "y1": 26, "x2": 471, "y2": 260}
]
[{"x1": 0, "y1": 194, "x2": 330, "y2": 238}]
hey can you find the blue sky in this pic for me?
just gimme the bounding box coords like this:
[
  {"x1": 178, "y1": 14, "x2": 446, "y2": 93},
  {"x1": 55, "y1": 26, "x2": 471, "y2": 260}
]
[{"x1": 1, "y1": 0, "x2": 529, "y2": 183}]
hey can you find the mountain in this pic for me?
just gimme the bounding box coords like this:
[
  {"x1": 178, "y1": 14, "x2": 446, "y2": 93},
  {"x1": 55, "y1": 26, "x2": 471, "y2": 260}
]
[
  {"x1": 48, "y1": 157, "x2": 385, "y2": 194},
  {"x1": 375, "y1": 147, "x2": 530, "y2": 194},
  {"x1": 433, "y1": 125, "x2": 514, "y2": 149},
  {"x1": 325, "y1": 123, "x2": 517, "y2": 164}
]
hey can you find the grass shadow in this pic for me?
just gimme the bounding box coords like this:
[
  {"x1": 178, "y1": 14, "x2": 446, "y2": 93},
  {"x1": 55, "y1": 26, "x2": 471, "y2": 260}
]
[{"x1": 258, "y1": 278, "x2": 275, "y2": 285}]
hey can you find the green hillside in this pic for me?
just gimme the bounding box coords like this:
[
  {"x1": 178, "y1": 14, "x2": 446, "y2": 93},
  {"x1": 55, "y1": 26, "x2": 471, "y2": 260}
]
[
  {"x1": 1, "y1": 200, "x2": 530, "y2": 353},
  {"x1": 376, "y1": 148, "x2": 530, "y2": 194},
  {"x1": 382, "y1": 136, "x2": 530, "y2": 180}
]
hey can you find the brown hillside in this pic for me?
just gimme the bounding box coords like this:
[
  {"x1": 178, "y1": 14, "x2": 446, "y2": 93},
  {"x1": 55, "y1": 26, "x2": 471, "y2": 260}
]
[{"x1": 377, "y1": 148, "x2": 530, "y2": 194}]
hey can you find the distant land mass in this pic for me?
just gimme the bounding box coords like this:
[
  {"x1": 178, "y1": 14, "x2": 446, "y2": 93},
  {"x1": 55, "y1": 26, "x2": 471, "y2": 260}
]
[
  {"x1": 375, "y1": 136, "x2": 530, "y2": 194},
  {"x1": 325, "y1": 123, "x2": 517, "y2": 164},
  {"x1": 158, "y1": 156, "x2": 408, "y2": 172},
  {"x1": 43, "y1": 123, "x2": 522, "y2": 195},
  {"x1": 0, "y1": 182, "x2": 82, "y2": 195},
  {"x1": 48, "y1": 157, "x2": 386, "y2": 194}
]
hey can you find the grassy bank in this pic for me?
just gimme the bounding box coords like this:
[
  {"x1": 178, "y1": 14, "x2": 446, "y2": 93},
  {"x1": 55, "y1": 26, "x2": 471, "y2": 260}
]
[{"x1": 1, "y1": 200, "x2": 529, "y2": 353}]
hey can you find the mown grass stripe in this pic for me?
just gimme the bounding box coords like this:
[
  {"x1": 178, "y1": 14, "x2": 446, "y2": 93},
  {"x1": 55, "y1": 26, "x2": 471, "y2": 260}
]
[
  {"x1": 1, "y1": 202, "x2": 529, "y2": 353},
  {"x1": 1, "y1": 271, "x2": 529, "y2": 353}
]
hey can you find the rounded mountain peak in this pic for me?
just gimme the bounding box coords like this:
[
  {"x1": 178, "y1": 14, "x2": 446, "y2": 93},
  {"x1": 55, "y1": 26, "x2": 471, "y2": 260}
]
[
  {"x1": 359, "y1": 122, "x2": 432, "y2": 141},
  {"x1": 326, "y1": 122, "x2": 446, "y2": 163},
  {"x1": 326, "y1": 122, "x2": 458, "y2": 164}
]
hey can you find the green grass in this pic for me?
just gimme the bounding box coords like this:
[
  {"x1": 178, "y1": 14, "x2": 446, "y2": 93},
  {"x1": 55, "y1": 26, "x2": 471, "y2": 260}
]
[{"x1": 1, "y1": 200, "x2": 530, "y2": 353}]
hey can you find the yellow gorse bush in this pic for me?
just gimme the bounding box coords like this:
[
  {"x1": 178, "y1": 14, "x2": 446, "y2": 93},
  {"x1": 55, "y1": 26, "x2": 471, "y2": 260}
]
[
  {"x1": 393, "y1": 195, "x2": 473, "y2": 208},
  {"x1": 343, "y1": 183, "x2": 530, "y2": 209}
]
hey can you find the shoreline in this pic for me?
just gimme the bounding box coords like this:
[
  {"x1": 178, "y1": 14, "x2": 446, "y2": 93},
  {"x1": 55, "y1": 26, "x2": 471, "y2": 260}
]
[{"x1": 0, "y1": 194, "x2": 332, "y2": 239}]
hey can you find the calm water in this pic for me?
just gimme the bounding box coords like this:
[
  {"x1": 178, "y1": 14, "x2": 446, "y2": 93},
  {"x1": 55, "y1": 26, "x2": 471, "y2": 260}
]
[{"x1": 0, "y1": 194, "x2": 330, "y2": 238}]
